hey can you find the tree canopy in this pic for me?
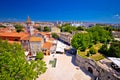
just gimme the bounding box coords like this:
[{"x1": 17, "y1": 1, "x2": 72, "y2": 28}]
[
  {"x1": 71, "y1": 25, "x2": 113, "y2": 51},
  {"x1": 61, "y1": 23, "x2": 76, "y2": 33},
  {"x1": 36, "y1": 52, "x2": 44, "y2": 60},
  {"x1": 36, "y1": 27, "x2": 41, "y2": 31},
  {"x1": 0, "y1": 25, "x2": 6, "y2": 28},
  {"x1": 14, "y1": 24, "x2": 23, "y2": 32},
  {"x1": 51, "y1": 33, "x2": 59, "y2": 39},
  {"x1": 107, "y1": 41, "x2": 120, "y2": 58},
  {"x1": 88, "y1": 26, "x2": 112, "y2": 43},
  {"x1": 43, "y1": 26, "x2": 50, "y2": 32},
  {"x1": 98, "y1": 44, "x2": 108, "y2": 55},
  {"x1": 76, "y1": 26, "x2": 85, "y2": 31},
  {"x1": 0, "y1": 40, "x2": 47, "y2": 80},
  {"x1": 99, "y1": 41, "x2": 120, "y2": 58},
  {"x1": 71, "y1": 32, "x2": 90, "y2": 51}
]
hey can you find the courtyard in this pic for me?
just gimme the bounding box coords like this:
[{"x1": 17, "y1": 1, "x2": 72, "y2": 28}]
[{"x1": 37, "y1": 53, "x2": 94, "y2": 80}]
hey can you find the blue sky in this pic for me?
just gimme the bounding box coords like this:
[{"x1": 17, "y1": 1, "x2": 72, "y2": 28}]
[{"x1": 0, "y1": 0, "x2": 120, "y2": 23}]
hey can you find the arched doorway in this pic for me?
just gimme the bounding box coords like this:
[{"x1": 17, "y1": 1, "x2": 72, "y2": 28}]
[{"x1": 88, "y1": 67, "x2": 93, "y2": 74}]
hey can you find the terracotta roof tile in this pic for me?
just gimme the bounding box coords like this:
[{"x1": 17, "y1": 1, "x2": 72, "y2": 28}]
[
  {"x1": 0, "y1": 32, "x2": 21, "y2": 37},
  {"x1": 0, "y1": 32, "x2": 29, "y2": 40},
  {"x1": 42, "y1": 42, "x2": 52, "y2": 50},
  {"x1": 30, "y1": 36, "x2": 42, "y2": 42}
]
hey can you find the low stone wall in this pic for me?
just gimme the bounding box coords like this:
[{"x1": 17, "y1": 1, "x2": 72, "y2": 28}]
[
  {"x1": 76, "y1": 54, "x2": 120, "y2": 80},
  {"x1": 76, "y1": 54, "x2": 99, "y2": 77}
]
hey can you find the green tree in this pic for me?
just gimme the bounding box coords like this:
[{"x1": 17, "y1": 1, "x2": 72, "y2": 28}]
[
  {"x1": 92, "y1": 31, "x2": 99, "y2": 44},
  {"x1": 71, "y1": 33, "x2": 90, "y2": 50},
  {"x1": 43, "y1": 26, "x2": 50, "y2": 32},
  {"x1": 36, "y1": 27, "x2": 41, "y2": 31},
  {"x1": 51, "y1": 33, "x2": 59, "y2": 39},
  {"x1": 103, "y1": 26, "x2": 113, "y2": 32},
  {"x1": 98, "y1": 44, "x2": 108, "y2": 55},
  {"x1": 0, "y1": 40, "x2": 47, "y2": 80},
  {"x1": 14, "y1": 24, "x2": 23, "y2": 32},
  {"x1": 0, "y1": 25, "x2": 6, "y2": 28},
  {"x1": 88, "y1": 26, "x2": 112, "y2": 44},
  {"x1": 107, "y1": 41, "x2": 120, "y2": 58},
  {"x1": 76, "y1": 26, "x2": 85, "y2": 31},
  {"x1": 71, "y1": 25, "x2": 113, "y2": 52},
  {"x1": 63, "y1": 25, "x2": 71, "y2": 32},
  {"x1": 112, "y1": 27, "x2": 120, "y2": 31},
  {"x1": 36, "y1": 52, "x2": 44, "y2": 60},
  {"x1": 86, "y1": 51, "x2": 91, "y2": 57},
  {"x1": 61, "y1": 23, "x2": 76, "y2": 33}
]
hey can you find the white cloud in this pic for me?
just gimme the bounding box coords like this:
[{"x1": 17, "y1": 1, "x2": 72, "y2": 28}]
[
  {"x1": 113, "y1": 14, "x2": 120, "y2": 19},
  {"x1": 114, "y1": 14, "x2": 119, "y2": 17}
]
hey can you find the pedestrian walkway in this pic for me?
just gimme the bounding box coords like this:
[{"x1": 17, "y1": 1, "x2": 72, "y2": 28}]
[{"x1": 37, "y1": 54, "x2": 93, "y2": 80}]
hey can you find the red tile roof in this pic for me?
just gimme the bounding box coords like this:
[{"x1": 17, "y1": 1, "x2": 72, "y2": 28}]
[
  {"x1": 42, "y1": 42, "x2": 53, "y2": 50},
  {"x1": 30, "y1": 36, "x2": 42, "y2": 42},
  {"x1": 0, "y1": 32, "x2": 21, "y2": 37},
  {"x1": 0, "y1": 32, "x2": 29, "y2": 40}
]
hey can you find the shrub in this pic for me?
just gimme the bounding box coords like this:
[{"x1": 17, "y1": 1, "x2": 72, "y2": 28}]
[
  {"x1": 86, "y1": 51, "x2": 91, "y2": 57},
  {"x1": 80, "y1": 46, "x2": 87, "y2": 51},
  {"x1": 51, "y1": 33, "x2": 59, "y2": 39},
  {"x1": 98, "y1": 44, "x2": 108, "y2": 55},
  {"x1": 107, "y1": 41, "x2": 120, "y2": 58},
  {"x1": 36, "y1": 52, "x2": 44, "y2": 60},
  {"x1": 89, "y1": 47, "x2": 96, "y2": 54},
  {"x1": 88, "y1": 43, "x2": 93, "y2": 48},
  {"x1": 36, "y1": 27, "x2": 41, "y2": 31}
]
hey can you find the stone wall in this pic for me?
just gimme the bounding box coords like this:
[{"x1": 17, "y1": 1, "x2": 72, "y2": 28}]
[
  {"x1": 30, "y1": 42, "x2": 42, "y2": 56},
  {"x1": 76, "y1": 54, "x2": 120, "y2": 80},
  {"x1": 76, "y1": 55, "x2": 99, "y2": 77}
]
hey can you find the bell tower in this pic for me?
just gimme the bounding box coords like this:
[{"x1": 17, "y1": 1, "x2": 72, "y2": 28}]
[{"x1": 26, "y1": 16, "x2": 34, "y2": 36}]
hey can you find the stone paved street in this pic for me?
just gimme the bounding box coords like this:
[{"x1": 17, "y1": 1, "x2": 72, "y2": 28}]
[{"x1": 37, "y1": 54, "x2": 93, "y2": 80}]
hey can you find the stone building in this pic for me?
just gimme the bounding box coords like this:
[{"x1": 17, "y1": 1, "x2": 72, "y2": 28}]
[
  {"x1": 59, "y1": 32, "x2": 73, "y2": 45},
  {"x1": 0, "y1": 31, "x2": 31, "y2": 51},
  {"x1": 29, "y1": 36, "x2": 43, "y2": 56},
  {"x1": 51, "y1": 27, "x2": 60, "y2": 33},
  {"x1": 76, "y1": 54, "x2": 120, "y2": 80},
  {"x1": 39, "y1": 22, "x2": 54, "y2": 31},
  {"x1": 21, "y1": 36, "x2": 30, "y2": 51}
]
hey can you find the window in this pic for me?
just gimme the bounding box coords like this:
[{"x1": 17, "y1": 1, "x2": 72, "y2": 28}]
[
  {"x1": 14, "y1": 39, "x2": 18, "y2": 41},
  {"x1": 88, "y1": 67, "x2": 93, "y2": 74},
  {"x1": 107, "y1": 76, "x2": 110, "y2": 79}
]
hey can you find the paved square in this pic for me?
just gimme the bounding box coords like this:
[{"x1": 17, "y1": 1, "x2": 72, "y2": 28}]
[{"x1": 37, "y1": 54, "x2": 93, "y2": 80}]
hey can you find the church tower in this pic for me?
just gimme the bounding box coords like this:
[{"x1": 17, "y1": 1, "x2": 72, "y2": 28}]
[{"x1": 26, "y1": 16, "x2": 34, "y2": 36}]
